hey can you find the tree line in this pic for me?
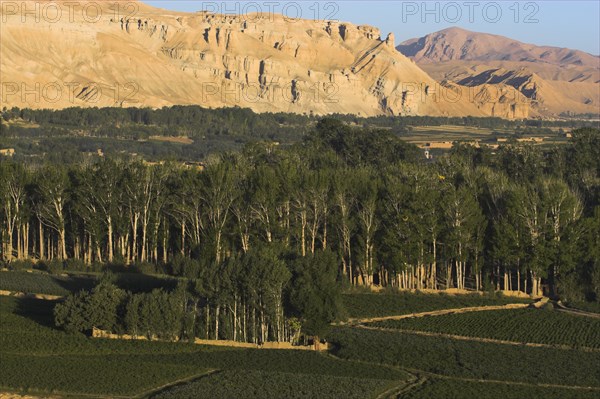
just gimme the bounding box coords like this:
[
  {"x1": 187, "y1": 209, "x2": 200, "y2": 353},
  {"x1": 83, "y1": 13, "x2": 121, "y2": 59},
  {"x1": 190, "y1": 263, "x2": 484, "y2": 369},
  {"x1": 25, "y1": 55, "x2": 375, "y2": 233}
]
[
  {"x1": 1, "y1": 120, "x2": 599, "y2": 304},
  {"x1": 4, "y1": 105, "x2": 593, "y2": 140}
]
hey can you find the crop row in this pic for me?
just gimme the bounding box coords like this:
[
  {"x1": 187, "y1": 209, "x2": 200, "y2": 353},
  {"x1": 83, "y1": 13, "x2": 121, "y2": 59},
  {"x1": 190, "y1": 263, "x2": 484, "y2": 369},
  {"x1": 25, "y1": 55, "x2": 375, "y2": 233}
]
[{"x1": 369, "y1": 308, "x2": 600, "y2": 348}]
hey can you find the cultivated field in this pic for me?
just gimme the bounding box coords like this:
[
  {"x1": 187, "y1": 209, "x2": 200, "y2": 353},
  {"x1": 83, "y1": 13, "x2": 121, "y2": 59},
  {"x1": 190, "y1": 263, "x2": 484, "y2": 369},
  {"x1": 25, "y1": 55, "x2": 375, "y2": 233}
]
[
  {"x1": 1, "y1": 271, "x2": 598, "y2": 398},
  {"x1": 0, "y1": 296, "x2": 407, "y2": 398},
  {"x1": 342, "y1": 291, "x2": 532, "y2": 319},
  {"x1": 368, "y1": 308, "x2": 600, "y2": 349}
]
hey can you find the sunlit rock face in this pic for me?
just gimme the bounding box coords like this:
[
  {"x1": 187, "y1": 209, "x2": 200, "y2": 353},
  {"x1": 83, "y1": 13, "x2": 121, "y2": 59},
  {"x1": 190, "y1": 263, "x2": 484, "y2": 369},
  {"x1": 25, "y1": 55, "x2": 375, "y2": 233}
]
[{"x1": 1, "y1": 1, "x2": 527, "y2": 118}]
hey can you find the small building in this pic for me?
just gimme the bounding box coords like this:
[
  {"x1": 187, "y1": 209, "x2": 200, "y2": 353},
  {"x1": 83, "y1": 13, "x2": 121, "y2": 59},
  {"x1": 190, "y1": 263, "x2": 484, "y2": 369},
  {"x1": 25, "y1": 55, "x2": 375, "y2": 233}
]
[
  {"x1": 0, "y1": 148, "x2": 15, "y2": 157},
  {"x1": 516, "y1": 137, "x2": 544, "y2": 143},
  {"x1": 424, "y1": 141, "x2": 454, "y2": 149},
  {"x1": 183, "y1": 162, "x2": 206, "y2": 171}
]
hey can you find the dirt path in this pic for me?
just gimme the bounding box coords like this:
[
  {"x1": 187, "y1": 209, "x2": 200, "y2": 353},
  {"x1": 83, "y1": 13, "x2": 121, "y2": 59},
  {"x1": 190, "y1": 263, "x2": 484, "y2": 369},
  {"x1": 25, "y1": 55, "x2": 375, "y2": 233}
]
[{"x1": 555, "y1": 303, "x2": 600, "y2": 319}]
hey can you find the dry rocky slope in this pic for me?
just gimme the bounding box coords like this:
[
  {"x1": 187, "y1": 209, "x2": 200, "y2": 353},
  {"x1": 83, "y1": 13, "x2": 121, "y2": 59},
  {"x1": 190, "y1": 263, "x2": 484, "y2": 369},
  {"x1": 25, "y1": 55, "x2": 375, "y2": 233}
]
[
  {"x1": 398, "y1": 27, "x2": 600, "y2": 116},
  {"x1": 1, "y1": 1, "x2": 527, "y2": 118}
]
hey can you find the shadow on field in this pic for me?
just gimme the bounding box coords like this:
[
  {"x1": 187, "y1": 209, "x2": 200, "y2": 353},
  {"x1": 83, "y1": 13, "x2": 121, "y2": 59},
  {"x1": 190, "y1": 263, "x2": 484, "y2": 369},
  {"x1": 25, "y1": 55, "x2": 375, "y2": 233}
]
[
  {"x1": 111, "y1": 273, "x2": 178, "y2": 293},
  {"x1": 14, "y1": 297, "x2": 60, "y2": 329},
  {"x1": 52, "y1": 271, "x2": 178, "y2": 294},
  {"x1": 53, "y1": 275, "x2": 97, "y2": 294}
]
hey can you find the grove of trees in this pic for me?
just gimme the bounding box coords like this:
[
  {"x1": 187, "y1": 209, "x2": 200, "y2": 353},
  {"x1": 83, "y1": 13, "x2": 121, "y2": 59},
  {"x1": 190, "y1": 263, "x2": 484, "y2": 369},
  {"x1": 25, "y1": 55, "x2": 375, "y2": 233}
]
[{"x1": 2, "y1": 120, "x2": 599, "y2": 324}]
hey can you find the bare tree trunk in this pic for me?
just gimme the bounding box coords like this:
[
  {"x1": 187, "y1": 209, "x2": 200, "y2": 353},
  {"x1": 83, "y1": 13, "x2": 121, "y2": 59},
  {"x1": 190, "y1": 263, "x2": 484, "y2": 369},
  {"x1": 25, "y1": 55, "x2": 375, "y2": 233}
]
[
  {"x1": 215, "y1": 305, "x2": 220, "y2": 340},
  {"x1": 22, "y1": 223, "x2": 29, "y2": 259},
  {"x1": 181, "y1": 221, "x2": 186, "y2": 256},
  {"x1": 300, "y1": 210, "x2": 307, "y2": 257},
  {"x1": 106, "y1": 216, "x2": 113, "y2": 262},
  {"x1": 205, "y1": 304, "x2": 210, "y2": 339},
  {"x1": 59, "y1": 229, "x2": 67, "y2": 260},
  {"x1": 233, "y1": 297, "x2": 238, "y2": 342}
]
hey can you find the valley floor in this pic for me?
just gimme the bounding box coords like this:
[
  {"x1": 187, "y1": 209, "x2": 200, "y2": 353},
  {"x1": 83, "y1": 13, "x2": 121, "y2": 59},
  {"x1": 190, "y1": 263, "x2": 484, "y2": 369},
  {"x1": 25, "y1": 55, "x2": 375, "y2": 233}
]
[{"x1": 1, "y1": 276, "x2": 599, "y2": 399}]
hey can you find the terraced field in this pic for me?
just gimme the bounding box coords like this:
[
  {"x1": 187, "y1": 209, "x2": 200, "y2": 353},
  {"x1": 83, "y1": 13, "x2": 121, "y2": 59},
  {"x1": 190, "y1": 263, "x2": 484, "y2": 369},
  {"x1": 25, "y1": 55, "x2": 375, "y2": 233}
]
[
  {"x1": 1, "y1": 274, "x2": 597, "y2": 399},
  {"x1": 328, "y1": 326, "x2": 600, "y2": 388},
  {"x1": 342, "y1": 291, "x2": 532, "y2": 319},
  {"x1": 0, "y1": 296, "x2": 408, "y2": 398}
]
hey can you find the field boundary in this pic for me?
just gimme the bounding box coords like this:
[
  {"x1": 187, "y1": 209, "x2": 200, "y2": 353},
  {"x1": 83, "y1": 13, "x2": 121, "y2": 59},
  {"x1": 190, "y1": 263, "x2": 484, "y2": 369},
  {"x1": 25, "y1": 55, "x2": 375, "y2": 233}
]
[
  {"x1": 135, "y1": 369, "x2": 217, "y2": 399},
  {"x1": 375, "y1": 374, "x2": 427, "y2": 399},
  {"x1": 404, "y1": 367, "x2": 600, "y2": 391},
  {"x1": 91, "y1": 327, "x2": 329, "y2": 352},
  {"x1": 555, "y1": 303, "x2": 600, "y2": 319},
  {"x1": 347, "y1": 303, "x2": 530, "y2": 324}
]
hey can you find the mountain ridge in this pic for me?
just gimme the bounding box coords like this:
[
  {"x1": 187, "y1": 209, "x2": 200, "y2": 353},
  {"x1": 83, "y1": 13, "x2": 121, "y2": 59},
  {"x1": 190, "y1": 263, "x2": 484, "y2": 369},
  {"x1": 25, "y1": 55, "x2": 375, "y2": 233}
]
[
  {"x1": 397, "y1": 27, "x2": 599, "y2": 66},
  {"x1": 397, "y1": 27, "x2": 599, "y2": 116}
]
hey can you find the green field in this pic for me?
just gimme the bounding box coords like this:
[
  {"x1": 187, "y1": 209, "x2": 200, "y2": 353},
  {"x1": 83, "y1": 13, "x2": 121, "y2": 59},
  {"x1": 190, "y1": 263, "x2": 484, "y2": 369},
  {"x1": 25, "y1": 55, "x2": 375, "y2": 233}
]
[
  {"x1": 328, "y1": 326, "x2": 600, "y2": 387},
  {"x1": 0, "y1": 270, "x2": 179, "y2": 296},
  {"x1": 565, "y1": 301, "x2": 600, "y2": 314},
  {"x1": 0, "y1": 296, "x2": 407, "y2": 398},
  {"x1": 1, "y1": 280, "x2": 598, "y2": 398},
  {"x1": 369, "y1": 308, "x2": 600, "y2": 348},
  {"x1": 342, "y1": 291, "x2": 532, "y2": 319},
  {"x1": 150, "y1": 369, "x2": 399, "y2": 399},
  {"x1": 0, "y1": 271, "x2": 84, "y2": 296}
]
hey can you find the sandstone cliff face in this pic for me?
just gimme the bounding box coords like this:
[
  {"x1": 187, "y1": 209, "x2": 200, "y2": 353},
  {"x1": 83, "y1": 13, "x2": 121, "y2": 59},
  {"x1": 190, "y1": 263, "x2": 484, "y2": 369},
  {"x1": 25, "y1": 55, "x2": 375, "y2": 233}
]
[
  {"x1": 0, "y1": 1, "x2": 526, "y2": 118},
  {"x1": 398, "y1": 28, "x2": 599, "y2": 116}
]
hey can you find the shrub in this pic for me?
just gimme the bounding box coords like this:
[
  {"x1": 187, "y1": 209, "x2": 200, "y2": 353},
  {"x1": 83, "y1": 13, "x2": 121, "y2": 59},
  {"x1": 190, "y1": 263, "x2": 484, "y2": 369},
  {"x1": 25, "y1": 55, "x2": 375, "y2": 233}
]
[
  {"x1": 36, "y1": 259, "x2": 65, "y2": 274},
  {"x1": 7, "y1": 259, "x2": 35, "y2": 271},
  {"x1": 132, "y1": 262, "x2": 157, "y2": 275},
  {"x1": 64, "y1": 258, "x2": 89, "y2": 273}
]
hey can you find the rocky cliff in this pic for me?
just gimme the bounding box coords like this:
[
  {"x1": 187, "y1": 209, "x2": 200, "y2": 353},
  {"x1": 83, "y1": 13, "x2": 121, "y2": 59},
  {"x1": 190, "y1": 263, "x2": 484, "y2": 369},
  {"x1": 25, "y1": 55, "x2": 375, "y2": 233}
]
[{"x1": 0, "y1": 1, "x2": 527, "y2": 118}]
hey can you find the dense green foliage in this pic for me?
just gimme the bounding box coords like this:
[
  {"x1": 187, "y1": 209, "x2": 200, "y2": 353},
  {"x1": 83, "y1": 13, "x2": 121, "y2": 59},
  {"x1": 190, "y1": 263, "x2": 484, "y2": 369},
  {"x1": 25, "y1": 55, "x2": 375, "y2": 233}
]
[
  {"x1": 328, "y1": 326, "x2": 600, "y2": 387},
  {"x1": 53, "y1": 247, "x2": 346, "y2": 344},
  {"x1": 1, "y1": 116, "x2": 599, "y2": 357},
  {"x1": 342, "y1": 292, "x2": 531, "y2": 318},
  {"x1": 369, "y1": 308, "x2": 600, "y2": 348},
  {"x1": 399, "y1": 378, "x2": 600, "y2": 399},
  {"x1": 2, "y1": 122, "x2": 599, "y2": 306},
  {"x1": 2, "y1": 105, "x2": 596, "y2": 163},
  {"x1": 150, "y1": 369, "x2": 399, "y2": 399},
  {"x1": 0, "y1": 296, "x2": 408, "y2": 397}
]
